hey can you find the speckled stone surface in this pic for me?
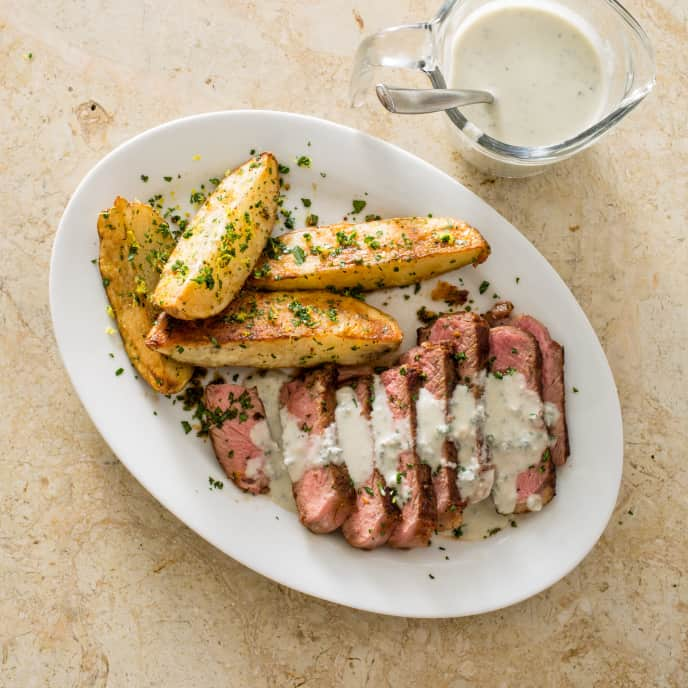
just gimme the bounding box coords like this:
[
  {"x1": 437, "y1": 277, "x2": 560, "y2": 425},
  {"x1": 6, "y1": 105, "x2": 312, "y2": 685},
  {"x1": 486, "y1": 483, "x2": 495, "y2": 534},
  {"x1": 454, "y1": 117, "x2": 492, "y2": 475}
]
[{"x1": 1, "y1": 1, "x2": 686, "y2": 686}]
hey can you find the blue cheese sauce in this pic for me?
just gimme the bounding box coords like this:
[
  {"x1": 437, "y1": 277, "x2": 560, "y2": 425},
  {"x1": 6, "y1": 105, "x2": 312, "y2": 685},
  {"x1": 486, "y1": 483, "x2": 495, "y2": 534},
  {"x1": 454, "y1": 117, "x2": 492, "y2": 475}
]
[
  {"x1": 250, "y1": 370, "x2": 295, "y2": 511},
  {"x1": 450, "y1": 1, "x2": 606, "y2": 147},
  {"x1": 483, "y1": 371, "x2": 550, "y2": 514},
  {"x1": 448, "y1": 379, "x2": 493, "y2": 503},
  {"x1": 279, "y1": 409, "x2": 342, "y2": 483},
  {"x1": 334, "y1": 385, "x2": 375, "y2": 487},
  {"x1": 415, "y1": 387, "x2": 450, "y2": 472},
  {"x1": 371, "y1": 374, "x2": 412, "y2": 505}
]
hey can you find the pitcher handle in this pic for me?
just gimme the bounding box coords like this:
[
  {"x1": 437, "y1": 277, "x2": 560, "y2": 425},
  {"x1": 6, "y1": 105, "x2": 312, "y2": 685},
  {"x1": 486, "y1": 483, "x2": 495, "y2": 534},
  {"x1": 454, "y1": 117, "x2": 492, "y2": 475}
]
[{"x1": 350, "y1": 22, "x2": 436, "y2": 107}]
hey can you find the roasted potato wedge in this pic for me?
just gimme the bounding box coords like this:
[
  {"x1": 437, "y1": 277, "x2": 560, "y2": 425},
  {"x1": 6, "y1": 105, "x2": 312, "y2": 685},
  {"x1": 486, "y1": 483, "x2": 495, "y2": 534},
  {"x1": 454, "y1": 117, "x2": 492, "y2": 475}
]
[
  {"x1": 152, "y1": 152, "x2": 279, "y2": 320},
  {"x1": 145, "y1": 291, "x2": 402, "y2": 368},
  {"x1": 249, "y1": 217, "x2": 490, "y2": 291},
  {"x1": 98, "y1": 197, "x2": 194, "y2": 393}
]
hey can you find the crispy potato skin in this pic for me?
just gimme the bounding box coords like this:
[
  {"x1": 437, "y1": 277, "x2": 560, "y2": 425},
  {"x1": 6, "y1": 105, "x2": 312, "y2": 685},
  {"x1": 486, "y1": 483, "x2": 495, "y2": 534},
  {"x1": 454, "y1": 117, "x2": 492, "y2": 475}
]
[
  {"x1": 98, "y1": 197, "x2": 194, "y2": 393},
  {"x1": 248, "y1": 217, "x2": 490, "y2": 291},
  {"x1": 145, "y1": 291, "x2": 402, "y2": 368},
  {"x1": 152, "y1": 152, "x2": 279, "y2": 320}
]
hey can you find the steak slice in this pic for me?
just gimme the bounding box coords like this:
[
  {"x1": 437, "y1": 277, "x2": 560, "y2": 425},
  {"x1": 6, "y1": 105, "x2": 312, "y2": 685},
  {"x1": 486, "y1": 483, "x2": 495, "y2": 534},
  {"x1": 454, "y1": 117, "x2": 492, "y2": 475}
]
[
  {"x1": 513, "y1": 314, "x2": 569, "y2": 466},
  {"x1": 483, "y1": 300, "x2": 514, "y2": 327},
  {"x1": 204, "y1": 384, "x2": 276, "y2": 495},
  {"x1": 378, "y1": 367, "x2": 437, "y2": 549},
  {"x1": 279, "y1": 366, "x2": 354, "y2": 533},
  {"x1": 418, "y1": 312, "x2": 494, "y2": 504},
  {"x1": 401, "y1": 343, "x2": 463, "y2": 531},
  {"x1": 418, "y1": 311, "x2": 490, "y2": 381},
  {"x1": 341, "y1": 376, "x2": 400, "y2": 549},
  {"x1": 487, "y1": 326, "x2": 555, "y2": 514}
]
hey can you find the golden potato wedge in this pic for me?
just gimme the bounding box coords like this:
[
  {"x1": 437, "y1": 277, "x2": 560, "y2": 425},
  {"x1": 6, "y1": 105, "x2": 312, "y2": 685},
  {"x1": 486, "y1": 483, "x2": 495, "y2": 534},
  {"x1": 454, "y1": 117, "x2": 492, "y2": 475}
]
[
  {"x1": 145, "y1": 290, "x2": 402, "y2": 368},
  {"x1": 152, "y1": 152, "x2": 279, "y2": 320},
  {"x1": 98, "y1": 197, "x2": 194, "y2": 393},
  {"x1": 248, "y1": 217, "x2": 490, "y2": 291}
]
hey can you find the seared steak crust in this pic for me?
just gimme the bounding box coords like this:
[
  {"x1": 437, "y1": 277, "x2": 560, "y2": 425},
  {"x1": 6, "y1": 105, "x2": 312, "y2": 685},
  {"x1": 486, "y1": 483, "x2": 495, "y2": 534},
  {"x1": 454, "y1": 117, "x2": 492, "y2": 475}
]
[
  {"x1": 401, "y1": 343, "x2": 463, "y2": 530},
  {"x1": 488, "y1": 327, "x2": 555, "y2": 513},
  {"x1": 280, "y1": 366, "x2": 355, "y2": 533},
  {"x1": 382, "y1": 366, "x2": 438, "y2": 549},
  {"x1": 205, "y1": 383, "x2": 273, "y2": 495},
  {"x1": 342, "y1": 376, "x2": 400, "y2": 549},
  {"x1": 513, "y1": 314, "x2": 569, "y2": 466}
]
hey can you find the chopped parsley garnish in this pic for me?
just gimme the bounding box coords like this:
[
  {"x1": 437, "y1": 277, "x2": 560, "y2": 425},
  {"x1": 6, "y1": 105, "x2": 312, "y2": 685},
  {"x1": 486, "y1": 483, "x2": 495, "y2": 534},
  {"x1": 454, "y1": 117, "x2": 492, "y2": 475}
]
[
  {"x1": 208, "y1": 476, "x2": 224, "y2": 490},
  {"x1": 301, "y1": 198, "x2": 312, "y2": 207},
  {"x1": 140, "y1": 174, "x2": 149, "y2": 182},
  {"x1": 278, "y1": 164, "x2": 290, "y2": 174},
  {"x1": 163, "y1": 176, "x2": 173, "y2": 182},
  {"x1": 209, "y1": 177, "x2": 220, "y2": 186},
  {"x1": 192, "y1": 266, "x2": 215, "y2": 289},
  {"x1": 181, "y1": 420, "x2": 192, "y2": 434},
  {"x1": 296, "y1": 155, "x2": 311, "y2": 167},
  {"x1": 253, "y1": 263, "x2": 271, "y2": 279},
  {"x1": 452, "y1": 526, "x2": 464, "y2": 538},
  {"x1": 364, "y1": 214, "x2": 381, "y2": 222},
  {"x1": 325, "y1": 284, "x2": 365, "y2": 301},
  {"x1": 327, "y1": 307, "x2": 338, "y2": 322},
  {"x1": 363, "y1": 235, "x2": 381, "y2": 250},
  {"x1": 115, "y1": 368, "x2": 124, "y2": 376},
  {"x1": 573, "y1": 386, "x2": 579, "y2": 393},
  {"x1": 305, "y1": 213, "x2": 318, "y2": 227},
  {"x1": 479, "y1": 280, "x2": 490, "y2": 294},
  {"x1": 171, "y1": 260, "x2": 188, "y2": 277},
  {"x1": 352, "y1": 199, "x2": 366, "y2": 214},
  {"x1": 291, "y1": 246, "x2": 306, "y2": 265},
  {"x1": 189, "y1": 190, "x2": 206, "y2": 205},
  {"x1": 288, "y1": 299, "x2": 317, "y2": 327},
  {"x1": 102, "y1": 277, "x2": 110, "y2": 287},
  {"x1": 363, "y1": 486, "x2": 374, "y2": 497},
  {"x1": 335, "y1": 230, "x2": 358, "y2": 248}
]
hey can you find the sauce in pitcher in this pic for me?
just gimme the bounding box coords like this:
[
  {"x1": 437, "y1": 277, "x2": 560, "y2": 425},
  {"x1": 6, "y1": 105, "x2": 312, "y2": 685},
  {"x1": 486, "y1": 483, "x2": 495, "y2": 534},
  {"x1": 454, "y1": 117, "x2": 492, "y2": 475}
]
[{"x1": 450, "y1": 2, "x2": 607, "y2": 147}]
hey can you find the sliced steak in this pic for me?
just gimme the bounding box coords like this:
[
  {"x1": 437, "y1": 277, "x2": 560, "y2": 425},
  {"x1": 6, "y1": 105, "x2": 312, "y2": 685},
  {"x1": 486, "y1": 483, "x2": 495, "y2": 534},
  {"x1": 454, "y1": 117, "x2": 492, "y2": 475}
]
[
  {"x1": 418, "y1": 311, "x2": 490, "y2": 381},
  {"x1": 279, "y1": 366, "x2": 355, "y2": 533},
  {"x1": 341, "y1": 376, "x2": 400, "y2": 549},
  {"x1": 418, "y1": 312, "x2": 494, "y2": 504},
  {"x1": 401, "y1": 343, "x2": 463, "y2": 531},
  {"x1": 336, "y1": 365, "x2": 375, "y2": 383},
  {"x1": 513, "y1": 314, "x2": 569, "y2": 466},
  {"x1": 483, "y1": 300, "x2": 514, "y2": 327},
  {"x1": 378, "y1": 367, "x2": 437, "y2": 549},
  {"x1": 204, "y1": 384, "x2": 276, "y2": 495},
  {"x1": 487, "y1": 326, "x2": 555, "y2": 514}
]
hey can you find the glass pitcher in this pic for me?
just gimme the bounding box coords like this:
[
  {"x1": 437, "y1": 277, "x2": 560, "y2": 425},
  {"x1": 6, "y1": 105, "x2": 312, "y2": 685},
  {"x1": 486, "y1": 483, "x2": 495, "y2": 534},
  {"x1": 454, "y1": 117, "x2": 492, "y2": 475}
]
[{"x1": 350, "y1": 0, "x2": 655, "y2": 177}]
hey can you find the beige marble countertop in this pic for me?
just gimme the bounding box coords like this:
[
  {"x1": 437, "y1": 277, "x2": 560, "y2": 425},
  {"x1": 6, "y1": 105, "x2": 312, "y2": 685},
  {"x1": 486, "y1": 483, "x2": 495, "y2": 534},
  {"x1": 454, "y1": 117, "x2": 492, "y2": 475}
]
[{"x1": 1, "y1": 1, "x2": 686, "y2": 685}]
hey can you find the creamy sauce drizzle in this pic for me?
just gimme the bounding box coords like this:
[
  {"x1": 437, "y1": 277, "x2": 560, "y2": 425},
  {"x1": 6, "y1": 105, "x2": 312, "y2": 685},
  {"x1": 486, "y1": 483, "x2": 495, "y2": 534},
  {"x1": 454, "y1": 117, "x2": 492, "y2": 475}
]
[
  {"x1": 483, "y1": 372, "x2": 549, "y2": 514},
  {"x1": 235, "y1": 356, "x2": 555, "y2": 524},
  {"x1": 371, "y1": 375, "x2": 412, "y2": 504},
  {"x1": 249, "y1": 370, "x2": 295, "y2": 511},
  {"x1": 415, "y1": 387, "x2": 450, "y2": 472},
  {"x1": 450, "y1": 1, "x2": 606, "y2": 147},
  {"x1": 280, "y1": 408, "x2": 342, "y2": 483},
  {"x1": 455, "y1": 499, "x2": 511, "y2": 541},
  {"x1": 448, "y1": 380, "x2": 492, "y2": 502},
  {"x1": 334, "y1": 386, "x2": 375, "y2": 487},
  {"x1": 246, "y1": 419, "x2": 279, "y2": 479}
]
